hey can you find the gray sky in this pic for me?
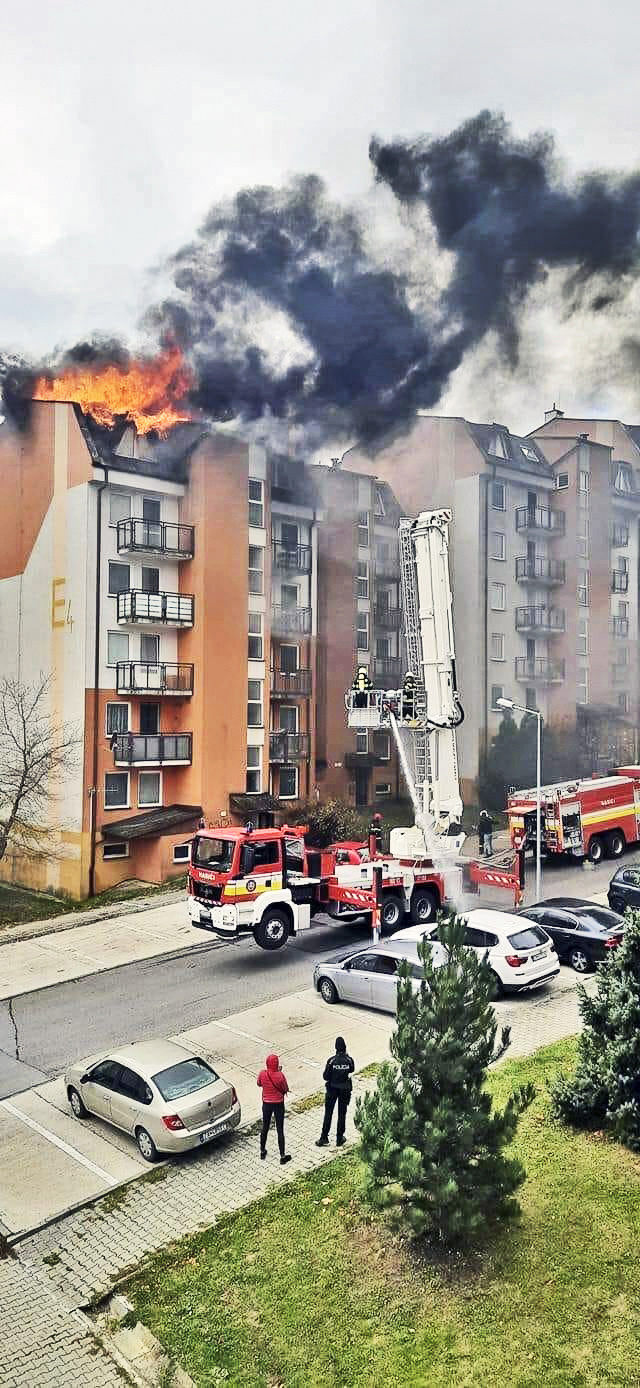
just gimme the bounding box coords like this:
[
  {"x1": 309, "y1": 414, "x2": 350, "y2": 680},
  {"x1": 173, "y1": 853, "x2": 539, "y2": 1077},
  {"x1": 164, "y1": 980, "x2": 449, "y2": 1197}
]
[{"x1": 3, "y1": 0, "x2": 640, "y2": 430}]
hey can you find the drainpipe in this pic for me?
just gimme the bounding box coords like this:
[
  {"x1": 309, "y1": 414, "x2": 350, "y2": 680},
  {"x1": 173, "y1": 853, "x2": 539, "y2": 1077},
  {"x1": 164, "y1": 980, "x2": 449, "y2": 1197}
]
[
  {"x1": 482, "y1": 472, "x2": 490, "y2": 769},
  {"x1": 88, "y1": 468, "x2": 109, "y2": 897}
]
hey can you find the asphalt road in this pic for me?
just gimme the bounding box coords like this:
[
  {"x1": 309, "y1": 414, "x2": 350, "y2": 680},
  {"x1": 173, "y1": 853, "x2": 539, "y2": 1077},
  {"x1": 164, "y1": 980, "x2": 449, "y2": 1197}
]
[{"x1": 0, "y1": 848, "x2": 632, "y2": 1100}]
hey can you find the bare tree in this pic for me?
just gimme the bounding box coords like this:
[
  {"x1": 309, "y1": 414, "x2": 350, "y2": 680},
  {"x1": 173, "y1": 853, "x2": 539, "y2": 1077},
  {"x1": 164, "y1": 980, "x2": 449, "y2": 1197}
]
[{"x1": 0, "y1": 675, "x2": 82, "y2": 864}]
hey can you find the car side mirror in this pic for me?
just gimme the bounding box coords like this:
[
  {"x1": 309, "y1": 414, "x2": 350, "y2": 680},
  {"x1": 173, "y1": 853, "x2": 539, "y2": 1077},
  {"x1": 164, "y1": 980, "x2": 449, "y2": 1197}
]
[{"x1": 80, "y1": 1073, "x2": 89, "y2": 1084}]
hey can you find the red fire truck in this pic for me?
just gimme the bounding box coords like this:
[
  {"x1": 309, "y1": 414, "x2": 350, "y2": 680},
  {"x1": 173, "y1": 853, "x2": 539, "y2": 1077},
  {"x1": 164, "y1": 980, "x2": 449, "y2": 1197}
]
[
  {"x1": 507, "y1": 766, "x2": 640, "y2": 865},
  {"x1": 187, "y1": 822, "x2": 521, "y2": 951}
]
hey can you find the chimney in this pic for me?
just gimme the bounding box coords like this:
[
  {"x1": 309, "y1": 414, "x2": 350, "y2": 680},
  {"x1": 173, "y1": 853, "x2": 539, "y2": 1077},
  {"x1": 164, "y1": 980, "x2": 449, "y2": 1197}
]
[{"x1": 544, "y1": 403, "x2": 564, "y2": 423}]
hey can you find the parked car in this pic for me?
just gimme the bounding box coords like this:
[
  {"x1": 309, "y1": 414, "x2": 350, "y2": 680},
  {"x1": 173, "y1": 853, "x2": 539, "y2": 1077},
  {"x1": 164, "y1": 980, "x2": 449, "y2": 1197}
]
[
  {"x1": 521, "y1": 898, "x2": 625, "y2": 973},
  {"x1": 313, "y1": 938, "x2": 448, "y2": 1014},
  {"x1": 392, "y1": 907, "x2": 559, "y2": 996},
  {"x1": 608, "y1": 866, "x2": 640, "y2": 915},
  {"x1": 65, "y1": 1038, "x2": 241, "y2": 1162}
]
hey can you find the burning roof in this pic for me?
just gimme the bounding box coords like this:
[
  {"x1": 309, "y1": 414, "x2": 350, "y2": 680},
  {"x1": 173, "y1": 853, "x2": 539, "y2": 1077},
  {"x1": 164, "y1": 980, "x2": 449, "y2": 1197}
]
[{"x1": 32, "y1": 345, "x2": 193, "y2": 437}]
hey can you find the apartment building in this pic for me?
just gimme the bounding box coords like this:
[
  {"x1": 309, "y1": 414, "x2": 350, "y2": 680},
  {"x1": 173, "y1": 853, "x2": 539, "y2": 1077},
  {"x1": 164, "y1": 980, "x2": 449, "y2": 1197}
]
[
  {"x1": 314, "y1": 467, "x2": 403, "y2": 808},
  {"x1": 342, "y1": 411, "x2": 640, "y2": 795}
]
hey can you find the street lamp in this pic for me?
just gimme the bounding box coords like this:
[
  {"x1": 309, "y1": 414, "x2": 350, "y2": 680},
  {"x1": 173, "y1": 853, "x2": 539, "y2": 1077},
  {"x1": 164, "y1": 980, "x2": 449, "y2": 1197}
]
[{"x1": 496, "y1": 697, "x2": 544, "y2": 902}]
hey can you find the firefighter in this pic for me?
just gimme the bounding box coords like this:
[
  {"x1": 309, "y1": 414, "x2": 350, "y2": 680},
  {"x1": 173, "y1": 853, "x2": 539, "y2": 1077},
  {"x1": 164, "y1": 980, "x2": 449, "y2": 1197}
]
[
  {"x1": 369, "y1": 813, "x2": 383, "y2": 854},
  {"x1": 352, "y1": 665, "x2": 372, "y2": 709},
  {"x1": 401, "y1": 671, "x2": 417, "y2": 722}
]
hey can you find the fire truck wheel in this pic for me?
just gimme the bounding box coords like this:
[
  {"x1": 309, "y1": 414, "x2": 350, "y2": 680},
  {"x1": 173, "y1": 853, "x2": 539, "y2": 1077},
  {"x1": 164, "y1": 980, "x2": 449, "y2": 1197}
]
[
  {"x1": 410, "y1": 888, "x2": 439, "y2": 926},
  {"x1": 587, "y1": 836, "x2": 604, "y2": 864},
  {"x1": 381, "y1": 893, "x2": 405, "y2": 931},
  {"x1": 606, "y1": 830, "x2": 625, "y2": 859},
  {"x1": 253, "y1": 910, "x2": 290, "y2": 950}
]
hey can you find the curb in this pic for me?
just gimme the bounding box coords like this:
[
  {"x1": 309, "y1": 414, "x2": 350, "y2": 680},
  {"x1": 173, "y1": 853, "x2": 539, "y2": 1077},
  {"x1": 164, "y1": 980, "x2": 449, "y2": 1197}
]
[{"x1": 0, "y1": 891, "x2": 185, "y2": 947}]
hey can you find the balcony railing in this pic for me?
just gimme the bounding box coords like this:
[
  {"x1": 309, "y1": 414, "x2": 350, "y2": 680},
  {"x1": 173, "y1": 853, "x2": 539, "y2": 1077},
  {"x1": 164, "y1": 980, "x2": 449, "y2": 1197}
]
[
  {"x1": 515, "y1": 507, "x2": 565, "y2": 537},
  {"x1": 612, "y1": 617, "x2": 629, "y2": 637},
  {"x1": 515, "y1": 556, "x2": 566, "y2": 585},
  {"x1": 344, "y1": 747, "x2": 391, "y2": 770},
  {"x1": 270, "y1": 669, "x2": 312, "y2": 697},
  {"x1": 117, "y1": 590, "x2": 195, "y2": 626},
  {"x1": 515, "y1": 656, "x2": 565, "y2": 683},
  {"x1": 374, "y1": 605, "x2": 403, "y2": 630},
  {"x1": 271, "y1": 606, "x2": 312, "y2": 636},
  {"x1": 269, "y1": 731, "x2": 311, "y2": 763},
  {"x1": 373, "y1": 656, "x2": 403, "y2": 684},
  {"x1": 116, "y1": 519, "x2": 194, "y2": 559},
  {"x1": 611, "y1": 525, "x2": 629, "y2": 548},
  {"x1": 612, "y1": 571, "x2": 629, "y2": 593},
  {"x1": 272, "y1": 543, "x2": 311, "y2": 573},
  {"x1": 515, "y1": 607, "x2": 566, "y2": 634},
  {"x1": 112, "y1": 733, "x2": 192, "y2": 766},
  {"x1": 116, "y1": 662, "x2": 194, "y2": 696}
]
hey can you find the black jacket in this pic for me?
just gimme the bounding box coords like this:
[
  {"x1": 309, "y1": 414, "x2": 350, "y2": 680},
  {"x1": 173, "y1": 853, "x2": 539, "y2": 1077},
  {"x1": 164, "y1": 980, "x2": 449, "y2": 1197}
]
[{"x1": 323, "y1": 1051, "x2": 355, "y2": 1093}]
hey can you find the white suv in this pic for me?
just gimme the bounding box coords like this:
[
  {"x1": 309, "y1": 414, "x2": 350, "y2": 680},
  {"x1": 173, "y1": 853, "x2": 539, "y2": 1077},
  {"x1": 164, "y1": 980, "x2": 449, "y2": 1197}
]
[{"x1": 391, "y1": 907, "x2": 559, "y2": 996}]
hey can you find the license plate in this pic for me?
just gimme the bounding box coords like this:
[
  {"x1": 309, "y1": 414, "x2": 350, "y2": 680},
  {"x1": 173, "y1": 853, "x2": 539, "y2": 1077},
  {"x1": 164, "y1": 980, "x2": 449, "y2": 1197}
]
[
  {"x1": 199, "y1": 1122, "x2": 228, "y2": 1144},
  {"x1": 199, "y1": 912, "x2": 210, "y2": 925},
  {"x1": 532, "y1": 948, "x2": 547, "y2": 961}
]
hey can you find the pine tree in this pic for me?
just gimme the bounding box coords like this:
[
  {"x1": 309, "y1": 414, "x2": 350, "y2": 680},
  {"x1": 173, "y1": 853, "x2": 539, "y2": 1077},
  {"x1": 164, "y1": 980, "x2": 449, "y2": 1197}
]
[
  {"x1": 355, "y1": 913, "x2": 535, "y2": 1246},
  {"x1": 550, "y1": 909, "x2": 640, "y2": 1148}
]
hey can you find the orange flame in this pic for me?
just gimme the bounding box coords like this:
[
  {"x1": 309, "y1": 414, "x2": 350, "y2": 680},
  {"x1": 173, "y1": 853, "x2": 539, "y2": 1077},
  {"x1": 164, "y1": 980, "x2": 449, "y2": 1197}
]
[{"x1": 33, "y1": 345, "x2": 192, "y2": 435}]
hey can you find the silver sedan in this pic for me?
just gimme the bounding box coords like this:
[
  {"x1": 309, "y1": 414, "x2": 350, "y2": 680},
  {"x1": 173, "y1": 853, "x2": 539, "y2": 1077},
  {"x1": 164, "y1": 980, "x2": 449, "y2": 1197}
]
[
  {"x1": 313, "y1": 939, "x2": 447, "y2": 1013},
  {"x1": 64, "y1": 1038, "x2": 241, "y2": 1162}
]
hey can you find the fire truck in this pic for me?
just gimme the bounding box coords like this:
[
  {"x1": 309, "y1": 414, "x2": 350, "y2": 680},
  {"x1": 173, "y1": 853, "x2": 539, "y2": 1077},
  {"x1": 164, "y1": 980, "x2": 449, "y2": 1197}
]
[{"x1": 507, "y1": 766, "x2": 640, "y2": 864}]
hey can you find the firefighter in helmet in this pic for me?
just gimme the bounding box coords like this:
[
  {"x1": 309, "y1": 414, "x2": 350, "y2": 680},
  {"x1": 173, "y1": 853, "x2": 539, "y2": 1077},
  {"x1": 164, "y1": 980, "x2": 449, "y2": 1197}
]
[
  {"x1": 352, "y1": 665, "x2": 372, "y2": 709},
  {"x1": 401, "y1": 671, "x2": 417, "y2": 722}
]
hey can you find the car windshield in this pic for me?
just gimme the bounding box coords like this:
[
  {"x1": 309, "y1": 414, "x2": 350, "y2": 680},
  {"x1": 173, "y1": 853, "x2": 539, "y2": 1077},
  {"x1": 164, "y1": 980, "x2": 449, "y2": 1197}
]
[
  {"x1": 192, "y1": 836, "x2": 234, "y2": 870},
  {"x1": 152, "y1": 1057, "x2": 219, "y2": 1101},
  {"x1": 577, "y1": 908, "x2": 623, "y2": 932},
  {"x1": 507, "y1": 925, "x2": 549, "y2": 950}
]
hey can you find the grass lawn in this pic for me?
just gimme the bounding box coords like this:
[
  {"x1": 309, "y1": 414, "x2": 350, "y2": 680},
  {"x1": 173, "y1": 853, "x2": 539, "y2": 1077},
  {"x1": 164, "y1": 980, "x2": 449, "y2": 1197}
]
[
  {"x1": 127, "y1": 1039, "x2": 640, "y2": 1388},
  {"x1": 0, "y1": 874, "x2": 186, "y2": 930}
]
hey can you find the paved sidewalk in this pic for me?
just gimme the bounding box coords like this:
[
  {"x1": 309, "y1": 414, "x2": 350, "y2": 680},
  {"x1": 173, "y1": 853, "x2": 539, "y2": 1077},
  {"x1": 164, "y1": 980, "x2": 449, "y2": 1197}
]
[
  {"x1": 0, "y1": 887, "x2": 185, "y2": 947},
  {"x1": 0, "y1": 1258, "x2": 123, "y2": 1387}
]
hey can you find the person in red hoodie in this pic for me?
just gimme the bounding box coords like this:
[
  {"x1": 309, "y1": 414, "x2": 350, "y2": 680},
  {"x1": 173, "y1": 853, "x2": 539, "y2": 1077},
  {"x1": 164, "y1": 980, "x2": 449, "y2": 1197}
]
[{"x1": 257, "y1": 1054, "x2": 292, "y2": 1164}]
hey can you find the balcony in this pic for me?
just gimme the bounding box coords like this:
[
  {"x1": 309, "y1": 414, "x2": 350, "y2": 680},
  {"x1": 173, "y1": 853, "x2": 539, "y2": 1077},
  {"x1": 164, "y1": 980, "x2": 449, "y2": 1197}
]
[
  {"x1": 515, "y1": 507, "x2": 565, "y2": 537},
  {"x1": 270, "y1": 668, "x2": 312, "y2": 698},
  {"x1": 515, "y1": 607, "x2": 566, "y2": 634},
  {"x1": 611, "y1": 525, "x2": 629, "y2": 548},
  {"x1": 373, "y1": 656, "x2": 403, "y2": 684},
  {"x1": 112, "y1": 733, "x2": 192, "y2": 766},
  {"x1": 269, "y1": 732, "x2": 311, "y2": 763},
  {"x1": 116, "y1": 662, "x2": 194, "y2": 696},
  {"x1": 117, "y1": 590, "x2": 195, "y2": 627},
  {"x1": 612, "y1": 617, "x2": 629, "y2": 637},
  {"x1": 374, "y1": 605, "x2": 403, "y2": 630},
  {"x1": 515, "y1": 556, "x2": 566, "y2": 585},
  {"x1": 612, "y1": 571, "x2": 629, "y2": 593},
  {"x1": 116, "y1": 519, "x2": 194, "y2": 559},
  {"x1": 515, "y1": 656, "x2": 565, "y2": 684},
  {"x1": 271, "y1": 606, "x2": 312, "y2": 636},
  {"x1": 272, "y1": 542, "x2": 311, "y2": 573},
  {"x1": 344, "y1": 747, "x2": 391, "y2": 771}
]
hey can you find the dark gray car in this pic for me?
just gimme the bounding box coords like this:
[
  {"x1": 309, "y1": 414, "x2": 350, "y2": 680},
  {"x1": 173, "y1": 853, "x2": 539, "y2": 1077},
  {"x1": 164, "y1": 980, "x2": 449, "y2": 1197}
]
[{"x1": 313, "y1": 939, "x2": 447, "y2": 1013}]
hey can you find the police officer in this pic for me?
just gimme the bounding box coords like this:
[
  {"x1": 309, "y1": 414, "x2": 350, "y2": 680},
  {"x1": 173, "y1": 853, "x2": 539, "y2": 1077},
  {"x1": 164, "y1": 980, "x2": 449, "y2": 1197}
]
[
  {"x1": 352, "y1": 665, "x2": 372, "y2": 709},
  {"x1": 401, "y1": 671, "x2": 416, "y2": 722},
  {"x1": 315, "y1": 1037, "x2": 355, "y2": 1147}
]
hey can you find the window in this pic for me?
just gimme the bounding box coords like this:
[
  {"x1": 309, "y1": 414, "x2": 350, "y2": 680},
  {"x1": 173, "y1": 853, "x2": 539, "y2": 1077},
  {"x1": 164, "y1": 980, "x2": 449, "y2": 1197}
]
[
  {"x1": 140, "y1": 633, "x2": 159, "y2": 663},
  {"x1": 141, "y1": 566, "x2": 160, "y2": 594},
  {"x1": 357, "y1": 510, "x2": 370, "y2": 546},
  {"x1": 619, "y1": 693, "x2": 630, "y2": 714},
  {"x1": 616, "y1": 646, "x2": 630, "y2": 667},
  {"x1": 577, "y1": 669, "x2": 588, "y2": 705},
  {"x1": 356, "y1": 610, "x2": 369, "y2": 650},
  {"x1": 617, "y1": 555, "x2": 629, "y2": 574},
  {"x1": 248, "y1": 478, "x2": 264, "y2": 528},
  {"x1": 280, "y1": 521, "x2": 298, "y2": 550},
  {"x1": 490, "y1": 633, "x2": 505, "y2": 661},
  {"x1": 577, "y1": 618, "x2": 588, "y2": 657},
  {"x1": 555, "y1": 472, "x2": 569, "y2": 490},
  {"x1": 108, "y1": 562, "x2": 130, "y2": 595},
  {"x1": 142, "y1": 497, "x2": 161, "y2": 524},
  {"x1": 280, "y1": 644, "x2": 299, "y2": 673},
  {"x1": 578, "y1": 470, "x2": 590, "y2": 493},
  {"x1": 107, "y1": 631, "x2": 129, "y2": 666},
  {"x1": 279, "y1": 705, "x2": 298, "y2": 733},
  {"x1": 106, "y1": 703, "x2": 129, "y2": 736},
  {"x1": 356, "y1": 561, "x2": 369, "y2": 597},
  {"x1": 356, "y1": 732, "x2": 368, "y2": 754},
  {"x1": 372, "y1": 732, "x2": 390, "y2": 760},
  {"x1": 376, "y1": 541, "x2": 390, "y2": 566},
  {"x1": 250, "y1": 840, "x2": 280, "y2": 869},
  {"x1": 248, "y1": 679, "x2": 263, "y2": 727},
  {"x1": 104, "y1": 772, "x2": 129, "y2": 809},
  {"x1": 577, "y1": 571, "x2": 590, "y2": 606},
  {"x1": 577, "y1": 534, "x2": 589, "y2": 559},
  {"x1": 491, "y1": 583, "x2": 506, "y2": 611},
  {"x1": 248, "y1": 545, "x2": 264, "y2": 594},
  {"x1": 375, "y1": 783, "x2": 391, "y2": 798},
  {"x1": 139, "y1": 702, "x2": 159, "y2": 735},
  {"x1": 173, "y1": 842, "x2": 191, "y2": 864},
  {"x1": 376, "y1": 637, "x2": 390, "y2": 659},
  {"x1": 248, "y1": 612, "x2": 263, "y2": 660},
  {"x1": 103, "y1": 841, "x2": 129, "y2": 861},
  {"x1": 612, "y1": 462, "x2": 633, "y2": 494},
  {"x1": 279, "y1": 766, "x2": 298, "y2": 798},
  {"x1": 521, "y1": 444, "x2": 539, "y2": 463},
  {"x1": 489, "y1": 481, "x2": 505, "y2": 510},
  {"x1": 109, "y1": 492, "x2": 131, "y2": 525},
  {"x1": 138, "y1": 771, "x2": 161, "y2": 807},
  {"x1": 491, "y1": 684, "x2": 504, "y2": 709},
  {"x1": 246, "y1": 746, "x2": 261, "y2": 794},
  {"x1": 281, "y1": 583, "x2": 298, "y2": 609},
  {"x1": 618, "y1": 601, "x2": 628, "y2": 619},
  {"x1": 374, "y1": 486, "x2": 386, "y2": 517},
  {"x1": 490, "y1": 531, "x2": 506, "y2": 561}
]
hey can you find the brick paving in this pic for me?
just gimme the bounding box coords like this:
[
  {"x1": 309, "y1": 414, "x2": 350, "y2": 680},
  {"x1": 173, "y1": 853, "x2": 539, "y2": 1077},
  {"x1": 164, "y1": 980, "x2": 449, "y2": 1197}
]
[{"x1": 0, "y1": 1259, "x2": 124, "y2": 1387}]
